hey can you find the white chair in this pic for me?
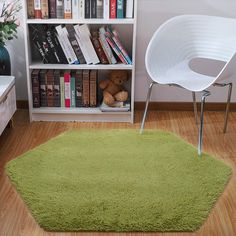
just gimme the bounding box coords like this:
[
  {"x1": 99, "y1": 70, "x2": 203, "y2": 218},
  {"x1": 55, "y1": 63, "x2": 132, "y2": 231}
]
[{"x1": 140, "y1": 15, "x2": 236, "y2": 155}]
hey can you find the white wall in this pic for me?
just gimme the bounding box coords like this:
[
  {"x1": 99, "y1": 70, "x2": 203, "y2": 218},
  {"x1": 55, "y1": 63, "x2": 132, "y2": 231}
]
[{"x1": 7, "y1": 0, "x2": 236, "y2": 102}]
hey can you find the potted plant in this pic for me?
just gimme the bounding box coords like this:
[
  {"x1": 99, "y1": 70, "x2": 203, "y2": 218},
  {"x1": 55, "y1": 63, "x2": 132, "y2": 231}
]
[{"x1": 0, "y1": 0, "x2": 21, "y2": 75}]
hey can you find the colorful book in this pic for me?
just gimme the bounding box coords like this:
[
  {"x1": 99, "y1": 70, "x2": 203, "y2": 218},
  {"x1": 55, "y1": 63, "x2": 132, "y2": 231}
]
[
  {"x1": 27, "y1": 0, "x2": 35, "y2": 18},
  {"x1": 41, "y1": 0, "x2": 49, "y2": 18},
  {"x1": 39, "y1": 70, "x2": 47, "y2": 107},
  {"x1": 82, "y1": 70, "x2": 90, "y2": 107},
  {"x1": 70, "y1": 75, "x2": 76, "y2": 107},
  {"x1": 117, "y1": 0, "x2": 124, "y2": 18},
  {"x1": 31, "y1": 69, "x2": 40, "y2": 108},
  {"x1": 110, "y1": 0, "x2": 116, "y2": 19},
  {"x1": 60, "y1": 72, "x2": 65, "y2": 107},
  {"x1": 54, "y1": 70, "x2": 61, "y2": 107},
  {"x1": 34, "y1": 0, "x2": 42, "y2": 18},
  {"x1": 64, "y1": 0, "x2": 72, "y2": 18},
  {"x1": 49, "y1": 0, "x2": 57, "y2": 18},
  {"x1": 64, "y1": 71, "x2": 71, "y2": 107},
  {"x1": 89, "y1": 70, "x2": 97, "y2": 107},
  {"x1": 75, "y1": 70, "x2": 83, "y2": 107}
]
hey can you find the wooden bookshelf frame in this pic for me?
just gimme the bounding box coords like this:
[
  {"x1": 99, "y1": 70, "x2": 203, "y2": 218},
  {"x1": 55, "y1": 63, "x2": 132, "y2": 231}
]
[{"x1": 23, "y1": 1, "x2": 137, "y2": 123}]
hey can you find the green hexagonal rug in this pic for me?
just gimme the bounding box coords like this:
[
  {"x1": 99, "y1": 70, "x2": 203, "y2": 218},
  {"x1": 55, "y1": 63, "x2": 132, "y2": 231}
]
[{"x1": 5, "y1": 130, "x2": 231, "y2": 232}]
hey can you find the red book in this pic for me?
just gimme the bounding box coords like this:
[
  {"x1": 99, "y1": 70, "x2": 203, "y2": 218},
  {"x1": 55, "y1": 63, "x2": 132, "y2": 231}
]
[
  {"x1": 64, "y1": 71, "x2": 71, "y2": 108},
  {"x1": 34, "y1": 0, "x2": 42, "y2": 19},
  {"x1": 110, "y1": 0, "x2": 117, "y2": 19}
]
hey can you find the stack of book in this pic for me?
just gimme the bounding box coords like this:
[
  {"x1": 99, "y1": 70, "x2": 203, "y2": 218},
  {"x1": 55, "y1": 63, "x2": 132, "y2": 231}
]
[
  {"x1": 31, "y1": 69, "x2": 98, "y2": 108},
  {"x1": 28, "y1": 0, "x2": 134, "y2": 19},
  {"x1": 30, "y1": 24, "x2": 132, "y2": 65}
]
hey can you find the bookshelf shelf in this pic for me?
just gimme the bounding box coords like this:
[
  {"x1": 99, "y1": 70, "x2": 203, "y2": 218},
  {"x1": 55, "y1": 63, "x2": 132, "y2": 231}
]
[
  {"x1": 29, "y1": 63, "x2": 133, "y2": 70},
  {"x1": 27, "y1": 19, "x2": 135, "y2": 25},
  {"x1": 23, "y1": 0, "x2": 137, "y2": 123}
]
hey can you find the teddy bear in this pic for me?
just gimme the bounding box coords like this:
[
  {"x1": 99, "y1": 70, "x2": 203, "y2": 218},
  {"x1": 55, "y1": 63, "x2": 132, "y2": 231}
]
[{"x1": 99, "y1": 70, "x2": 129, "y2": 106}]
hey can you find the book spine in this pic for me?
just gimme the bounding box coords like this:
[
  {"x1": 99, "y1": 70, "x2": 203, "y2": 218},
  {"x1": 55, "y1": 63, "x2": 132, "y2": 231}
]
[
  {"x1": 110, "y1": 0, "x2": 116, "y2": 19},
  {"x1": 60, "y1": 74, "x2": 65, "y2": 107},
  {"x1": 41, "y1": 0, "x2": 49, "y2": 18},
  {"x1": 82, "y1": 70, "x2": 90, "y2": 107},
  {"x1": 64, "y1": 0, "x2": 72, "y2": 18},
  {"x1": 64, "y1": 72, "x2": 71, "y2": 107},
  {"x1": 112, "y1": 29, "x2": 132, "y2": 64},
  {"x1": 79, "y1": 0, "x2": 85, "y2": 19},
  {"x1": 91, "y1": 33, "x2": 109, "y2": 64},
  {"x1": 46, "y1": 70, "x2": 54, "y2": 107},
  {"x1": 34, "y1": 0, "x2": 42, "y2": 19},
  {"x1": 70, "y1": 75, "x2": 76, "y2": 107},
  {"x1": 99, "y1": 27, "x2": 117, "y2": 64},
  {"x1": 103, "y1": 0, "x2": 109, "y2": 19},
  {"x1": 116, "y1": 0, "x2": 124, "y2": 18},
  {"x1": 85, "y1": 0, "x2": 90, "y2": 18},
  {"x1": 75, "y1": 70, "x2": 83, "y2": 107},
  {"x1": 125, "y1": 0, "x2": 133, "y2": 18},
  {"x1": 56, "y1": 0, "x2": 64, "y2": 19},
  {"x1": 89, "y1": 70, "x2": 97, "y2": 107},
  {"x1": 39, "y1": 70, "x2": 47, "y2": 107},
  {"x1": 49, "y1": 0, "x2": 57, "y2": 18},
  {"x1": 65, "y1": 25, "x2": 86, "y2": 64},
  {"x1": 96, "y1": 0, "x2": 103, "y2": 18},
  {"x1": 27, "y1": 0, "x2": 35, "y2": 18},
  {"x1": 31, "y1": 70, "x2": 40, "y2": 108},
  {"x1": 91, "y1": 0, "x2": 97, "y2": 18},
  {"x1": 72, "y1": 0, "x2": 79, "y2": 19},
  {"x1": 54, "y1": 70, "x2": 61, "y2": 107}
]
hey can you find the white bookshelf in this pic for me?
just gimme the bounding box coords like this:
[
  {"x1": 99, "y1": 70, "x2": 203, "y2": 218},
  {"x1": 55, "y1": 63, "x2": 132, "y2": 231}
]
[{"x1": 23, "y1": 1, "x2": 137, "y2": 123}]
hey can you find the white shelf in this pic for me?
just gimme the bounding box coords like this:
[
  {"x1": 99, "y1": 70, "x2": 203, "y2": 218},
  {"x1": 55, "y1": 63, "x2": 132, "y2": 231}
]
[
  {"x1": 29, "y1": 63, "x2": 133, "y2": 70},
  {"x1": 27, "y1": 18, "x2": 134, "y2": 25}
]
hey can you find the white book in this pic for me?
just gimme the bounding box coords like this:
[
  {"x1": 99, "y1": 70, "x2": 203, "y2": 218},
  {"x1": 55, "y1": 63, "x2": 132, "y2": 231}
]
[
  {"x1": 99, "y1": 27, "x2": 117, "y2": 64},
  {"x1": 76, "y1": 24, "x2": 100, "y2": 65},
  {"x1": 78, "y1": 0, "x2": 85, "y2": 19},
  {"x1": 74, "y1": 25, "x2": 92, "y2": 64},
  {"x1": 64, "y1": 0, "x2": 72, "y2": 18},
  {"x1": 55, "y1": 25, "x2": 78, "y2": 64},
  {"x1": 103, "y1": 0, "x2": 109, "y2": 19},
  {"x1": 126, "y1": 0, "x2": 134, "y2": 18},
  {"x1": 72, "y1": 0, "x2": 79, "y2": 19}
]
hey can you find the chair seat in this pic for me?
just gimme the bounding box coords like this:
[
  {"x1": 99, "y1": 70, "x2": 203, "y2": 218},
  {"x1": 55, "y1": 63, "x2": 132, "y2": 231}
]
[{"x1": 157, "y1": 60, "x2": 216, "y2": 92}]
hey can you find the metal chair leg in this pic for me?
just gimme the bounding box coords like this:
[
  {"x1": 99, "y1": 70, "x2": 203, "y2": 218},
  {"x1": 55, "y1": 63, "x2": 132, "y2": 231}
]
[
  {"x1": 223, "y1": 83, "x2": 232, "y2": 133},
  {"x1": 140, "y1": 82, "x2": 156, "y2": 134},
  {"x1": 198, "y1": 90, "x2": 211, "y2": 156},
  {"x1": 192, "y1": 92, "x2": 198, "y2": 125}
]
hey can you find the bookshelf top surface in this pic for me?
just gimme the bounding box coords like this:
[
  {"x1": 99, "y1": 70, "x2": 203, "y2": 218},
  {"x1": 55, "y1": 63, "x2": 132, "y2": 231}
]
[{"x1": 26, "y1": 19, "x2": 135, "y2": 25}]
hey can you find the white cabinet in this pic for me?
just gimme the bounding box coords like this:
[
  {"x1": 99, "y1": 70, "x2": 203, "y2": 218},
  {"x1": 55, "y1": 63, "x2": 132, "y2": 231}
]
[
  {"x1": 0, "y1": 76, "x2": 16, "y2": 135},
  {"x1": 23, "y1": 1, "x2": 137, "y2": 123}
]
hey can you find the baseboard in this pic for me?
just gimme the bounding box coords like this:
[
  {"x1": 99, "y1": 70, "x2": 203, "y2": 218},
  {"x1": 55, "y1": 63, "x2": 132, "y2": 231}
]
[
  {"x1": 17, "y1": 100, "x2": 236, "y2": 111},
  {"x1": 134, "y1": 102, "x2": 236, "y2": 111}
]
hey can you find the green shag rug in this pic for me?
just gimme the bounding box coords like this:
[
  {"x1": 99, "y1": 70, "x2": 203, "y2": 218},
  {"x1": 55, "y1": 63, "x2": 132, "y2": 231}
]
[{"x1": 5, "y1": 130, "x2": 231, "y2": 232}]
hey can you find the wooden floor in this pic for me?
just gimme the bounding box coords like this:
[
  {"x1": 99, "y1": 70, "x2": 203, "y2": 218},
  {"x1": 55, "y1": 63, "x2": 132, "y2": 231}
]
[{"x1": 0, "y1": 109, "x2": 236, "y2": 236}]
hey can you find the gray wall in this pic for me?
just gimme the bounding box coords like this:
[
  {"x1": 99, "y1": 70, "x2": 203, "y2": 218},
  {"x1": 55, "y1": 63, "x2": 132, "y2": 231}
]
[{"x1": 7, "y1": 0, "x2": 236, "y2": 102}]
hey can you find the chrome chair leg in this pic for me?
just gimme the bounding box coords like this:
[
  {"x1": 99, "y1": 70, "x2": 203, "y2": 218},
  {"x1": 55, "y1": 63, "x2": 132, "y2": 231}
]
[
  {"x1": 223, "y1": 83, "x2": 232, "y2": 133},
  {"x1": 198, "y1": 90, "x2": 211, "y2": 156},
  {"x1": 140, "y1": 82, "x2": 156, "y2": 134},
  {"x1": 192, "y1": 92, "x2": 198, "y2": 125},
  {"x1": 213, "y1": 82, "x2": 233, "y2": 133}
]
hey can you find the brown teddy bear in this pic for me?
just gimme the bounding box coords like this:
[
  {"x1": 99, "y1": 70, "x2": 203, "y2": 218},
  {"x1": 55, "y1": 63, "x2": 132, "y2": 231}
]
[{"x1": 99, "y1": 70, "x2": 129, "y2": 106}]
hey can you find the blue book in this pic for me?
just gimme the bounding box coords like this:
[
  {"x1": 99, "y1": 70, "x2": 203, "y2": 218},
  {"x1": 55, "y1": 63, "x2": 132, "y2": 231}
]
[
  {"x1": 70, "y1": 75, "x2": 76, "y2": 108},
  {"x1": 117, "y1": 0, "x2": 124, "y2": 18}
]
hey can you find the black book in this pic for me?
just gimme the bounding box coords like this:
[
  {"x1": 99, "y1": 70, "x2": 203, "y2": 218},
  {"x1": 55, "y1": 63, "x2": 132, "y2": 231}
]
[
  {"x1": 85, "y1": 0, "x2": 91, "y2": 18},
  {"x1": 91, "y1": 0, "x2": 97, "y2": 18},
  {"x1": 39, "y1": 70, "x2": 48, "y2": 107},
  {"x1": 75, "y1": 70, "x2": 83, "y2": 107},
  {"x1": 53, "y1": 70, "x2": 61, "y2": 107}
]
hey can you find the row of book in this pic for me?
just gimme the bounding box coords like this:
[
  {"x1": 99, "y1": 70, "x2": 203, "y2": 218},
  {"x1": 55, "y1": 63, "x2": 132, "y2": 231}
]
[
  {"x1": 28, "y1": 0, "x2": 134, "y2": 19},
  {"x1": 30, "y1": 24, "x2": 132, "y2": 65},
  {"x1": 32, "y1": 69, "x2": 98, "y2": 108}
]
